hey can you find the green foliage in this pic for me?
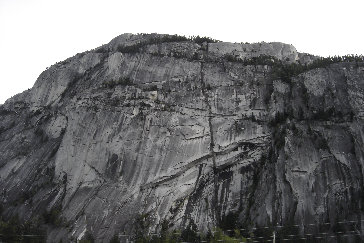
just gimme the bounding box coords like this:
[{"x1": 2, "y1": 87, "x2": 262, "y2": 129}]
[
  {"x1": 134, "y1": 213, "x2": 151, "y2": 243},
  {"x1": 210, "y1": 228, "x2": 247, "y2": 243},
  {"x1": 271, "y1": 62, "x2": 305, "y2": 83},
  {"x1": 220, "y1": 212, "x2": 239, "y2": 231},
  {"x1": 0, "y1": 216, "x2": 45, "y2": 243},
  {"x1": 155, "y1": 35, "x2": 189, "y2": 43},
  {"x1": 109, "y1": 234, "x2": 120, "y2": 243},
  {"x1": 117, "y1": 35, "x2": 189, "y2": 53},
  {"x1": 190, "y1": 35, "x2": 219, "y2": 44},
  {"x1": 224, "y1": 54, "x2": 277, "y2": 66},
  {"x1": 181, "y1": 221, "x2": 199, "y2": 243},
  {"x1": 117, "y1": 43, "x2": 145, "y2": 53},
  {"x1": 138, "y1": 220, "x2": 182, "y2": 243},
  {"x1": 132, "y1": 225, "x2": 248, "y2": 243},
  {"x1": 43, "y1": 206, "x2": 64, "y2": 227},
  {"x1": 283, "y1": 55, "x2": 364, "y2": 81},
  {"x1": 116, "y1": 34, "x2": 219, "y2": 54},
  {"x1": 132, "y1": 213, "x2": 248, "y2": 243},
  {"x1": 135, "y1": 230, "x2": 181, "y2": 243},
  {"x1": 79, "y1": 231, "x2": 95, "y2": 243},
  {"x1": 275, "y1": 225, "x2": 299, "y2": 241},
  {"x1": 94, "y1": 46, "x2": 108, "y2": 53},
  {"x1": 225, "y1": 54, "x2": 364, "y2": 83},
  {"x1": 0, "y1": 217, "x2": 20, "y2": 242},
  {"x1": 103, "y1": 77, "x2": 132, "y2": 88}
]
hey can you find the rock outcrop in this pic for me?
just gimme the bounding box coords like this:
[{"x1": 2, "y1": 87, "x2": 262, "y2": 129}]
[{"x1": 1, "y1": 33, "x2": 364, "y2": 242}]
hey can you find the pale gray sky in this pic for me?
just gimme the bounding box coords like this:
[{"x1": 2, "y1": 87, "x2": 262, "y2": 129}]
[{"x1": 1, "y1": 0, "x2": 363, "y2": 104}]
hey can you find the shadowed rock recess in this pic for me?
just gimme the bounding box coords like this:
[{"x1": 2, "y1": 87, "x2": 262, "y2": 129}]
[{"x1": 1, "y1": 33, "x2": 364, "y2": 242}]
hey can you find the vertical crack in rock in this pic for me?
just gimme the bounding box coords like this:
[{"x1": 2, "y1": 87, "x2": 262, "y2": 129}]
[{"x1": 199, "y1": 44, "x2": 220, "y2": 225}]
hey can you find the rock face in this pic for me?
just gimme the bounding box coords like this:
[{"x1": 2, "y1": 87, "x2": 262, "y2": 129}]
[{"x1": 1, "y1": 33, "x2": 364, "y2": 242}]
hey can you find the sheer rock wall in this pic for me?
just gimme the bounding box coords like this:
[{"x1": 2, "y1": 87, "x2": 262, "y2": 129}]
[{"x1": 1, "y1": 34, "x2": 364, "y2": 242}]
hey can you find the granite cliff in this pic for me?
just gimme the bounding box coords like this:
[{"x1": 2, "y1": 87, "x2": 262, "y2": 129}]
[{"x1": 1, "y1": 33, "x2": 364, "y2": 242}]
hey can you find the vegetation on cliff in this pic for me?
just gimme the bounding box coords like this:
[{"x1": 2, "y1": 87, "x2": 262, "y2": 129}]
[
  {"x1": 116, "y1": 34, "x2": 219, "y2": 54},
  {"x1": 225, "y1": 53, "x2": 364, "y2": 82},
  {"x1": 0, "y1": 216, "x2": 45, "y2": 242},
  {"x1": 103, "y1": 77, "x2": 132, "y2": 88}
]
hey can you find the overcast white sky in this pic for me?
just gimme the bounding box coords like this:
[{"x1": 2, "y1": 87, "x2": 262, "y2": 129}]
[{"x1": 1, "y1": 0, "x2": 364, "y2": 104}]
